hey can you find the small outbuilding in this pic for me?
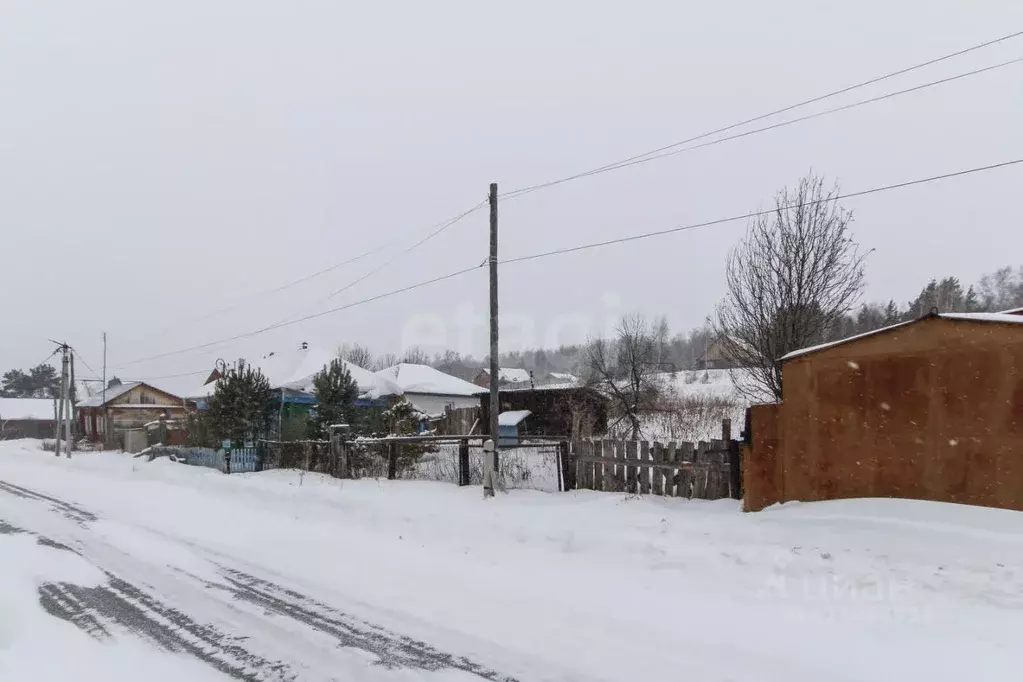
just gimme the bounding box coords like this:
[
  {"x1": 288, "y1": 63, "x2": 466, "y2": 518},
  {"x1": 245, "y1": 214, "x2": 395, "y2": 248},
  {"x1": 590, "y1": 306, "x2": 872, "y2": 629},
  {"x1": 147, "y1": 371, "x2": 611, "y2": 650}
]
[
  {"x1": 497, "y1": 410, "x2": 531, "y2": 446},
  {"x1": 0, "y1": 398, "x2": 57, "y2": 439},
  {"x1": 745, "y1": 312, "x2": 1023, "y2": 512},
  {"x1": 479, "y1": 384, "x2": 608, "y2": 439},
  {"x1": 374, "y1": 363, "x2": 480, "y2": 417}
]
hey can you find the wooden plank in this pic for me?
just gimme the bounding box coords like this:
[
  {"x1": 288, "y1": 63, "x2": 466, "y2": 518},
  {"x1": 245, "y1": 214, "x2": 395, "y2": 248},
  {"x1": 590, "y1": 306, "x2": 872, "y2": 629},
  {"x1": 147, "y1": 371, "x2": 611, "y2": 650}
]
[
  {"x1": 639, "y1": 441, "x2": 651, "y2": 495},
  {"x1": 625, "y1": 441, "x2": 638, "y2": 494},
  {"x1": 728, "y1": 439, "x2": 742, "y2": 500},
  {"x1": 592, "y1": 440, "x2": 604, "y2": 491},
  {"x1": 614, "y1": 441, "x2": 624, "y2": 492},
  {"x1": 575, "y1": 441, "x2": 587, "y2": 491},
  {"x1": 665, "y1": 441, "x2": 677, "y2": 496},
  {"x1": 651, "y1": 442, "x2": 664, "y2": 495},
  {"x1": 581, "y1": 441, "x2": 594, "y2": 490},
  {"x1": 693, "y1": 442, "x2": 709, "y2": 498},
  {"x1": 678, "y1": 441, "x2": 695, "y2": 498},
  {"x1": 603, "y1": 440, "x2": 617, "y2": 492},
  {"x1": 571, "y1": 455, "x2": 715, "y2": 471}
]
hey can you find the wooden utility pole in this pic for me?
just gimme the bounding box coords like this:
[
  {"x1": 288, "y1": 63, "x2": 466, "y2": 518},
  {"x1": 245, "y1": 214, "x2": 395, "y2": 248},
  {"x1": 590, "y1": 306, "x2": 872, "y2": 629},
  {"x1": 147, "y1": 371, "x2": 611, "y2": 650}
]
[
  {"x1": 68, "y1": 348, "x2": 76, "y2": 452},
  {"x1": 54, "y1": 343, "x2": 71, "y2": 457},
  {"x1": 102, "y1": 332, "x2": 108, "y2": 446},
  {"x1": 488, "y1": 182, "x2": 500, "y2": 477},
  {"x1": 54, "y1": 351, "x2": 66, "y2": 457}
]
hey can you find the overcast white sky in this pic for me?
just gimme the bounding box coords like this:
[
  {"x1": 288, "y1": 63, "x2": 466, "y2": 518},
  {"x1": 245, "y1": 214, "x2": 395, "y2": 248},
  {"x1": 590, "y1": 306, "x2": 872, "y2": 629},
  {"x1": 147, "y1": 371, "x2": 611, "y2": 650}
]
[{"x1": 2, "y1": 0, "x2": 1022, "y2": 394}]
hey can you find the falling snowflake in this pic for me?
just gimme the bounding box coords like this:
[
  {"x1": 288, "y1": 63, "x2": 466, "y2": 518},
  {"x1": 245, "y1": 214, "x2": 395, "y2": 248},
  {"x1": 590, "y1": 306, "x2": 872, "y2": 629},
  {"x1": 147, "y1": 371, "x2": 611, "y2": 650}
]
[
  {"x1": 847, "y1": 361, "x2": 860, "y2": 370},
  {"x1": 949, "y1": 439, "x2": 959, "y2": 447},
  {"x1": 880, "y1": 402, "x2": 891, "y2": 411}
]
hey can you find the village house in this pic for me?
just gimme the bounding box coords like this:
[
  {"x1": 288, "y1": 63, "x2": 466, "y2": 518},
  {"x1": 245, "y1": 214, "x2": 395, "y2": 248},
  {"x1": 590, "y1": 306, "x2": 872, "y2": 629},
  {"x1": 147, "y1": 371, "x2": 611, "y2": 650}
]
[
  {"x1": 0, "y1": 397, "x2": 58, "y2": 439},
  {"x1": 472, "y1": 367, "x2": 533, "y2": 389},
  {"x1": 745, "y1": 312, "x2": 1023, "y2": 512},
  {"x1": 374, "y1": 363, "x2": 480, "y2": 418},
  {"x1": 77, "y1": 382, "x2": 187, "y2": 446},
  {"x1": 185, "y1": 344, "x2": 402, "y2": 438}
]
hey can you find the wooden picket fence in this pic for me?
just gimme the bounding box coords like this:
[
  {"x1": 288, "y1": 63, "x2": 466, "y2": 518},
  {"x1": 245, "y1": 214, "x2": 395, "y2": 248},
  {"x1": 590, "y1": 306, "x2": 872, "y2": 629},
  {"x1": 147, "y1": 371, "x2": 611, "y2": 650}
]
[{"x1": 567, "y1": 421, "x2": 742, "y2": 500}]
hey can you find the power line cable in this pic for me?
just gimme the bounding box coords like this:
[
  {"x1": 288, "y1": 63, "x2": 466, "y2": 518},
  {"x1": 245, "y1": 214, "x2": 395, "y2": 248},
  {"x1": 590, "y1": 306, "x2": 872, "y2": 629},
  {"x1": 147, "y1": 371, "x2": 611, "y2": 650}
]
[
  {"x1": 542, "y1": 57, "x2": 1023, "y2": 181},
  {"x1": 113, "y1": 264, "x2": 485, "y2": 368},
  {"x1": 262, "y1": 200, "x2": 488, "y2": 331},
  {"x1": 106, "y1": 33, "x2": 1022, "y2": 363},
  {"x1": 123, "y1": 369, "x2": 211, "y2": 382},
  {"x1": 113, "y1": 157, "x2": 1022, "y2": 370},
  {"x1": 68, "y1": 348, "x2": 102, "y2": 380},
  {"x1": 503, "y1": 158, "x2": 1023, "y2": 264},
  {"x1": 124, "y1": 200, "x2": 487, "y2": 347},
  {"x1": 501, "y1": 31, "x2": 1023, "y2": 199}
]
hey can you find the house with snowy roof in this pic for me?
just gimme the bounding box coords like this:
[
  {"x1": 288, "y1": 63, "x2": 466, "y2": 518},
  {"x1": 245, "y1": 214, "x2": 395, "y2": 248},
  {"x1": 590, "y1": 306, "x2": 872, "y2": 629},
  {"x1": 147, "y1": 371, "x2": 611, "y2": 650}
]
[
  {"x1": 374, "y1": 363, "x2": 480, "y2": 418},
  {"x1": 472, "y1": 366, "x2": 533, "y2": 389},
  {"x1": 183, "y1": 343, "x2": 403, "y2": 438},
  {"x1": 77, "y1": 381, "x2": 186, "y2": 444},
  {"x1": 0, "y1": 398, "x2": 58, "y2": 439}
]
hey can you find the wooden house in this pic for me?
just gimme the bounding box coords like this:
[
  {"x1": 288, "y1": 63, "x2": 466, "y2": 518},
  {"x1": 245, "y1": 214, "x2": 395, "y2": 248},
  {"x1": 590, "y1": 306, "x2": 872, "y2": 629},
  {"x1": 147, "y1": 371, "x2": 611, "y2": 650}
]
[{"x1": 77, "y1": 382, "x2": 186, "y2": 446}]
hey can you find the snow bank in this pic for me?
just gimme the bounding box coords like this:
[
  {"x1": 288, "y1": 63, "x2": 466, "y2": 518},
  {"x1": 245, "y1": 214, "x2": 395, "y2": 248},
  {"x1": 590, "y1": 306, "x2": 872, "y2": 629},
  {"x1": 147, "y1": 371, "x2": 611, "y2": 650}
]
[{"x1": 1, "y1": 440, "x2": 1022, "y2": 681}]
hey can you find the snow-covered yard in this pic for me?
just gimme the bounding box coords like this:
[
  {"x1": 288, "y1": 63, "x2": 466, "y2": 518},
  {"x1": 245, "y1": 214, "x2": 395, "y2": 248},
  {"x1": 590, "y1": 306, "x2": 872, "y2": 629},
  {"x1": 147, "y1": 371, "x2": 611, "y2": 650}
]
[{"x1": 1, "y1": 438, "x2": 1021, "y2": 681}]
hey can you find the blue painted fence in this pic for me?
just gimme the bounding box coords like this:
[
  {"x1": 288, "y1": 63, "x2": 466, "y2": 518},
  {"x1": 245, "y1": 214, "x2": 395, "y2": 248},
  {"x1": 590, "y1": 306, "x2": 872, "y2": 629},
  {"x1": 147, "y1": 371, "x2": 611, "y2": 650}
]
[{"x1": 179, "y1": 447, "x2": 259, "y2": 473}]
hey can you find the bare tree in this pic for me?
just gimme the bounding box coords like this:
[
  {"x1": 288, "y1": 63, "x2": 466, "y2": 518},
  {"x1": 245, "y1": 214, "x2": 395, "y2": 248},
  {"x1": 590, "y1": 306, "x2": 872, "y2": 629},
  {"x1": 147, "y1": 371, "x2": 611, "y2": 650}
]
[
  {"x1": 400, "y1": 346, "x2": 431, "y2": 365},
  {"x1": 584, "y1": 315, "x2": 668, "y2": 439},
  {"x1": 372, "y1": 353, "x2": 400, "y2": 371},
  {"x1": 338, "y1": 343, "x2": 374, "y2": 369},
  {"x1": 715, "y1": 173, "x2": 868, "y2": 402}
]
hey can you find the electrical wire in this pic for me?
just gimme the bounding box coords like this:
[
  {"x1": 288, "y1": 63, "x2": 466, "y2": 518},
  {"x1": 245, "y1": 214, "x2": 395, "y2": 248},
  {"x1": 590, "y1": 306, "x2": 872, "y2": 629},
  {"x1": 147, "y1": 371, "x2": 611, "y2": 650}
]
[
  {"x1": 113, "y1": 157, "x2": 1022, "y2": 370},
  {"x1": 501, "y1": 30, "x2": 1023, "y2": 199},
  {"x1": 123, "y1": 369, "x2": 211, "y2": 382},
  {"x1": 503, "y1": 158, "x2": 1023, "y2": 264},
  {"x1": 113, "y1": 264, "x2": 485, "y2": 368},
  {"x1": 68, "y1": 348, "x2": 102, "y2": 380},
  {"x1": 124, "y1": 200, "x2": 487, "y2": 347},
  {"x1": 263, "y1": 200, "x2": 488, "y2": 331}
]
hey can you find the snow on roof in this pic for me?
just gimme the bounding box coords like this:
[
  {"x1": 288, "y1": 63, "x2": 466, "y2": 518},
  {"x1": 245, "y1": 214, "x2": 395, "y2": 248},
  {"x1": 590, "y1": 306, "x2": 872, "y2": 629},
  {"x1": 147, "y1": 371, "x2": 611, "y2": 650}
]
[
  {"x1": 498, "y1": 410, "x2": 531, "y2": 427},
  {"x1": 782, "y1": 312, "x2": 1023, "y2": 361},
  {"x1": 76, "y1": 382, "x2": 141, "y2": 408},
  {"x1": 0, "y1": 398, "x2": 56, "y2": 421},
  {"x1": 547, "y1": 372, "x2": 579, "y2": 383},
  {"x1": 499, "y1": 368, "x2": 532, "y2": 383},
  {"x1": 186, "y1": 346, "x2": 401, "y2": 400},
  {"x1": 999, "y1": 306, "x2": 1023, "y2": 315},
  {"x1": 374, "y1": 363, "x2": 480, "y2": 396}
]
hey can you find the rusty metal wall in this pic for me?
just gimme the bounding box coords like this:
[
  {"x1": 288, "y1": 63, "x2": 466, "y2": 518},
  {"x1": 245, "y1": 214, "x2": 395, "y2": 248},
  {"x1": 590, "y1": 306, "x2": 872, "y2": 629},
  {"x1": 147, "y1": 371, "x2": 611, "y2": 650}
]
[{"x1": 745, "y1": 318, "x2": 1023, "y2": 512}]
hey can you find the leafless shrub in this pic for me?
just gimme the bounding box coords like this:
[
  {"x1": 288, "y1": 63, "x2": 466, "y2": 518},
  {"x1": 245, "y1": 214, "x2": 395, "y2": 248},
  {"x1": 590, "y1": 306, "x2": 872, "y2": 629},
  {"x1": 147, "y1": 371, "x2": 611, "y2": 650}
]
[{"x1": 585, "y1": 314, "x2": 669, "y2": 440}]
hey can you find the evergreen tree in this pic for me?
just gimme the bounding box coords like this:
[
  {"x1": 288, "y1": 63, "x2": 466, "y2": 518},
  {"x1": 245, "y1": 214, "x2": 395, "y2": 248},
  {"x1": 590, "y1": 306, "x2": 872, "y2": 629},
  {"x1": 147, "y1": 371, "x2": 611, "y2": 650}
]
[
  {"x1": 1, "y1": 363, "x2": 60, "y2": 398},
  {"x1": 206, "y1": 366, "x2": 274, "y2": 445},
  {"x1": 310, "y1": 358, "x2": 358, "y2": 439}
]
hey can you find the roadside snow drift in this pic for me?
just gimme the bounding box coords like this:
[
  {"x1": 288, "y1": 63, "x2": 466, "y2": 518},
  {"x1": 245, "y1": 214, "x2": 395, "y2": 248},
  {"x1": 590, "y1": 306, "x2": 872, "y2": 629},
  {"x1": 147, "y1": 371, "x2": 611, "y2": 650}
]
[{"x1": 1, "y1": 438, "x2": 1022, "y2": 681}]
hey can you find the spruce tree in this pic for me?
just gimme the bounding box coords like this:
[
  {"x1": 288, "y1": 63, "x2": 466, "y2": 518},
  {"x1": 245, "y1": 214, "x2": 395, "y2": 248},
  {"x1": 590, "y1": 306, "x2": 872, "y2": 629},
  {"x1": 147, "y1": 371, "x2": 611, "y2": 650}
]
[
  {"x1": 207, "y1": 366, "x2": 274, "y2": 445},
  {"x1": 311, "y1": 358, "x2": 358, "y2": 439}
]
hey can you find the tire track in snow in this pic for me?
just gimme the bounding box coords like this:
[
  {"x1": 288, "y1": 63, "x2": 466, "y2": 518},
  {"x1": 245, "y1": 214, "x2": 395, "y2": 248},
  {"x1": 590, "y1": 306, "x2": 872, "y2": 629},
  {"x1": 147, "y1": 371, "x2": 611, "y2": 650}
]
[
  {"x1": 36, "y1": 574, "x2": 295, "y2": 681},
  {"x1": 0, "y1": 480, "x2": 97, "y2": 525},
  {"x1": 210, "y1": 567, "x2": 518, "y2": 681},
  {"x1": 3, "y1": 480, "x2": 517, "y2": 680}
]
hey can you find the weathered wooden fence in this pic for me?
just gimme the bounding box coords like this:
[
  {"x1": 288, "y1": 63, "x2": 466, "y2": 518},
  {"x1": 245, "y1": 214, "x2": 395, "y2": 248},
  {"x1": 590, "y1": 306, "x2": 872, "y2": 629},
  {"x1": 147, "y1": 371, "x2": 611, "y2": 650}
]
[{"x1": 567, "y1": 420, "x2": 743, "y2": 500}]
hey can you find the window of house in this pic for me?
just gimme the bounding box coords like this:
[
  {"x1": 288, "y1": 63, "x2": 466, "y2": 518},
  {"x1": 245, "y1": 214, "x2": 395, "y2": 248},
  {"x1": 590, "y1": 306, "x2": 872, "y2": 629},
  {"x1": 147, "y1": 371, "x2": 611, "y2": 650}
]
[{"x1": 139, "y1": 393, "x2": 155, "y2": 404}]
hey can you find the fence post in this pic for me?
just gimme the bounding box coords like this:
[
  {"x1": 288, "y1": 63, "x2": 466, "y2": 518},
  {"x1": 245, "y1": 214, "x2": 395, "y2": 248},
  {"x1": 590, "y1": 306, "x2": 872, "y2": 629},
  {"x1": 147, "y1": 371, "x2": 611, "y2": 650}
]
[
  {"x1": 728, "y1": 439, "x2": 742, "y2": 500},
  {"x1": 387, "y1": 441, "x2": 397, "y2": 480},
  {"x1": 255, "y1": 440, "x2": 265, "y2": 472},
  {"x1": 458, "y1": 438, "x2": 470, "y2": 486},
  {"x1": 558, "y1": 440, "x2": 571, "y2": 491}
]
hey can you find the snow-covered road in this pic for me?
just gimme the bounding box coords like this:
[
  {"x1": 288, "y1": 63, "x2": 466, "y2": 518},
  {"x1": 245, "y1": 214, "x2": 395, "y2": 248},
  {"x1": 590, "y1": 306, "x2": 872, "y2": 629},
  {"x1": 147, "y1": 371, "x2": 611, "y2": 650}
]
[{"x1": 2, "y1": 439, "x2": 1022, "y2": 681}]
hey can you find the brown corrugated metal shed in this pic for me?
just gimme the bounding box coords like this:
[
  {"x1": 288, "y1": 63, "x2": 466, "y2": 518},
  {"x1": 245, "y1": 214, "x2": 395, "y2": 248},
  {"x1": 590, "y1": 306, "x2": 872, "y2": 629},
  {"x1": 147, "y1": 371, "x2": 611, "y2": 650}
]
[{"x1": 745, "y1": 313, "x2": 1023, "y2": 511}]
